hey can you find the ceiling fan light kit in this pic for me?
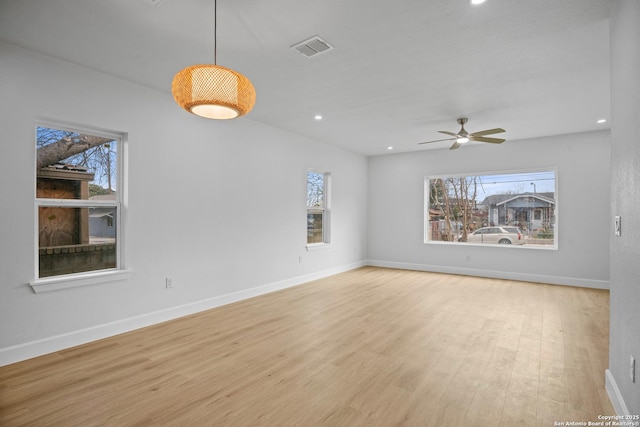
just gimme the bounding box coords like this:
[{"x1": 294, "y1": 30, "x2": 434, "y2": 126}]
[
  {"x1": 419, "y1": 117, "x2": 506, "y2": 150},
  {"x1": 172, "y1": 0, "x2": 256, "y2": 120}
]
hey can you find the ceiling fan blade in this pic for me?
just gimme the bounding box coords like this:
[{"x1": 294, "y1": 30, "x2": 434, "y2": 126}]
[
  {"x1": 418, "y1": 137, "x2": 456, "y2": 145},
  {"x1": 438, "y1": 130, "x2": 459, "y2": 137},
  {"x1": 469, "y1": 128, "x2": 505, "y2": 137},
  {"x1": 470, "y1": 136, "x2": 506, "y2": 144},
  {"x1": 449, "y1": 141, "x2": 462, "y2": 150}
]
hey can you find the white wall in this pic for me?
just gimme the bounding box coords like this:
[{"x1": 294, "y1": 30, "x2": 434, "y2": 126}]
[
  {"x1": 368, "y1": 130, "x2": 611, "y2": 289},
  {"x1": 608, "y1": 0, "x2": 640, "y2": 415},
  {"x1": 0, "y1": 41, "x2": 368, "y2": 364}
]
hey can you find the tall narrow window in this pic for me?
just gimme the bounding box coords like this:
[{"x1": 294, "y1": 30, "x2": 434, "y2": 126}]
[
  {"x1": 307, "y1": 170, "x2": 331, "y2": 245},
  {"x1": 35, "y1": 123, "x2": 124, "y2": 278}
]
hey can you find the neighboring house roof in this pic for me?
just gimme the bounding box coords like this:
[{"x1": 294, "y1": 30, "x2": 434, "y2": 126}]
[
  {"x1": 481, "y1": 192, "x2": 555, "y2": 206},
  {"x1": 42, "y1": 163, "x2": 89, "y2": 172},
  {"x1": 89, "y1": 205, "x2": 115, "y2": 219},
  {"x1": 89, "y1": 194, "x2": 116, "y2": 201},
  {"x1": 497, "y1": 193, "x2": 554, "y2": 206},
  {"x1": 89, "y1": 211, "x2": 114, "y2": 219}
]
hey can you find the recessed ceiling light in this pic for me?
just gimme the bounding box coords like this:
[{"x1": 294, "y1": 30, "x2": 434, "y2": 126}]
[
  {"x1": 470, "y1": 0, "x2": 486, "y2": 4},
  {"x1": 387, "y1": 146, "x2": 394, "y2": 150},
  {"x1": 314, "y1": 115, "x2": 323, "y2": 121},
  {"x1": 597, "y1": 119, "x2": 607, "y2": 124}
]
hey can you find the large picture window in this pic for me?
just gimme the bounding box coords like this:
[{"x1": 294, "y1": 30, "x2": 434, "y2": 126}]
[
  {"x1": 307, "y1": 170, "x2": 331, "y2": 245},
  {"x1": 425, "y1": 169, "x2": 557, "y2": 248},
  {"x1": 35, "y1": 123, "x2": 124, "y2": 279}
]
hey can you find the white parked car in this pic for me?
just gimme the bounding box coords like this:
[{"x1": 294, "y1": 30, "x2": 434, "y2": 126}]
[{"x1": 465, "y1": 226, "x2": 525, "y2": 245}]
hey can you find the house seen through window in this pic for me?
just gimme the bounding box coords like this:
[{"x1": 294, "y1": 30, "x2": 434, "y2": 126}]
[
  {"x1": 36, "y1": 124, "x2": 123, "y2": 278},
  {"x1": 426, "y1": 170, "x2": 557, "y2": 248}
]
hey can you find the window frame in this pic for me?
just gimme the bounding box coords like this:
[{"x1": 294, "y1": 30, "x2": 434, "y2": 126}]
[
  {"x1": 306, "y1": 169, "x2": 331, "y2": 249},
  {"x1": 30, "y1": 120, "x2": 129, "y2": 293},
  {"x1": 424, "y1": 168, "x2": 558, "y2": 250}
]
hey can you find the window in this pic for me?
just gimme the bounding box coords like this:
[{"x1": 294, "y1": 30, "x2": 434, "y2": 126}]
[
  {"x1": 425, "y1": 169, "x2": 557, "y2": 248},
  {"x1": 307, "y1": 170, "x2": 331, "y2": 245},
  {"x1": 35, "y1": 123, "x2": 125, "y2": 281}
]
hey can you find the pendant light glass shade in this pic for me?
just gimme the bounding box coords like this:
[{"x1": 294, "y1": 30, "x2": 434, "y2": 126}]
[{"x1": 172, "y1": 64, "x2": 256, "y2": 119}]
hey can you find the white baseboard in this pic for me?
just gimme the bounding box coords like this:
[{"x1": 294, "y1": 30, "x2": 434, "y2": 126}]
[
  {"x1": 0, "y1": 261, "x2": 366, "y2": 367},
  {"x1": 606, "y1": 369, "x2": 630, "y2": 416},
  {"x1": 366, "y1": 260, "x2": 610, "y2": 289}
]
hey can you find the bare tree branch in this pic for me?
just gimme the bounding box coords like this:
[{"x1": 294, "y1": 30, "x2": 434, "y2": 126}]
[{"x1": 37, "y1": 135, "x2": 113, "y2": 170}]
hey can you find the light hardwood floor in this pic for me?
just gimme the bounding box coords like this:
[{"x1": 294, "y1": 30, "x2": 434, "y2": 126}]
[{"x1": 0, "y1": 267, "x2": 614, "y2": 426}]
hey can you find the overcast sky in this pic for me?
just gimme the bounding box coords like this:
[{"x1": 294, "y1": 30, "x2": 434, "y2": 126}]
[{"x1": 475, "y1": 170, "x2": 555, "y2": 200}]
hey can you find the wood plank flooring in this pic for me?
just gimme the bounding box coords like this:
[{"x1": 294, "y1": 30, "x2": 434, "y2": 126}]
[{"x1": 0, "y1": 267, "x2": 614, "y2": 426}]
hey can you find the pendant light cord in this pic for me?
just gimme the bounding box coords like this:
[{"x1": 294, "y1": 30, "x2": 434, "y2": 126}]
[{"x1": 214, "y1": 0, "x2": 217, "y2": 65}]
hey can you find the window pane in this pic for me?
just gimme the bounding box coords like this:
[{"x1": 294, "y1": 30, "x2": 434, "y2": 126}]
[
  {"x1": 307, "y1": 171, "x2": 325, "y2": 208},
  {"x1": 426, "y1": 170, "x2": 556, "y2": 247},
  {"x1": 307, "y1": 210, "x2": 324, "y2": 244},
  {"x1": 36, "y1": 127, "x2": 117, "y2": 200},
  {"x1": 38, "y1": 206, "x2": 117, "y2": 277}
]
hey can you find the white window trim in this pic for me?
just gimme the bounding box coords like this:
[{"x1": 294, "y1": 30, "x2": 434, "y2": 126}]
[
  {"x1": 31, "y1": 120, "x2": 128, "y2": 291},
  {"x1": 306, "y1": 170, "x2": 331, "y2": 249},
  {"x1": 424, "y1": 167, "x2": 558, "y2": 250},
  {"x1": 306, "y1": 242, "x2": 332, "y2": 251},
  {"x1": 29, "y1": 269, "x2": 131, "y2": 293}
]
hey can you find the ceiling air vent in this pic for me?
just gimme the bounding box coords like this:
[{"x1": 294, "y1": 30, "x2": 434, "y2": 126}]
[{"x1": 291, "y1": 36, "x2": 334, "y2": 58}]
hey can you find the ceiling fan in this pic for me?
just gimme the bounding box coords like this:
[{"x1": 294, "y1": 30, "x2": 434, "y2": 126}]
[{"x1": 418, "y1": 118, "x2": 506, "y2": 150}]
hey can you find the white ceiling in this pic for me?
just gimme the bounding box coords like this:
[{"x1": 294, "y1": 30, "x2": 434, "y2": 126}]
[{"x1": 0, "y1": 0, "x2": 612, "y2": 156}]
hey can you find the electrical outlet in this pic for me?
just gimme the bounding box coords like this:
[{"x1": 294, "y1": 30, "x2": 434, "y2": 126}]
[
  {"x1": 631, "y1": 355, "x2": 636, "y2": 383},
  {"x1": 165, "y1": 277, "x2": 173, "y2": 289}
]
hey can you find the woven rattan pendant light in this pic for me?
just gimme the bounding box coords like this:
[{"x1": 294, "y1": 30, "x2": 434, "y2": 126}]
[{"x1": 172, "y1": 0, "x2": 255, "y2": 120}]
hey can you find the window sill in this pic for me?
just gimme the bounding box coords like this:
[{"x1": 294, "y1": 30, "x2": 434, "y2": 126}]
[
  {"x1": 29, "y1": 269, "x2": 131, "y2": 294},
  {"x1": 424, "y1": 240, "x2": 558, "y2": 250},
  {"x1": 306, "y1": 243, "x2": 332, "y2": 252}
]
